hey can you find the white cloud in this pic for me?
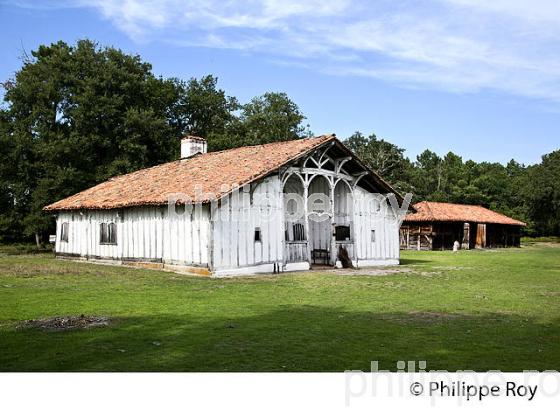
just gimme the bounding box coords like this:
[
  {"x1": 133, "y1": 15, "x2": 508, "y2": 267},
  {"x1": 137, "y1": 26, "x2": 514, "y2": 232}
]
[
  {"x1": 442, "y1": 0, "x2": 560, "y2": 23},
  {"x1": 10, "y1": 0, "x2": 560, "y2": 101}
]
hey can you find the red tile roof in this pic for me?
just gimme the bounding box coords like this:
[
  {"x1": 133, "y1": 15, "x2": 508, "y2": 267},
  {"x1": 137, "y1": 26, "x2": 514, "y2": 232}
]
[
  {"x1": 405, "y1": 201, "x2": 526, "y2": 226},
  {"x1": 44, "y1": 135, "x2": 399, "y2": 211}
]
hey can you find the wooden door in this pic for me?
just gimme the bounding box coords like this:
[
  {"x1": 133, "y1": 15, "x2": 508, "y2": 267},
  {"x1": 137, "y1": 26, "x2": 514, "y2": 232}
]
[{"x1": 476, "y1": 223, "x2": 486, "y2": 249}]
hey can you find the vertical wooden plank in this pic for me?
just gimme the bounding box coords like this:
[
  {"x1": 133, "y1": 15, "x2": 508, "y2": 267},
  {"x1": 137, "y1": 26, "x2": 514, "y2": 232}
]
[
  {"x1": 149, "y1": 208, "x2": 155, "y2": 259},
  {"x1": 232, "y1": 188, "x2": 240, "y2": 267},
  {"x1": 183, "y1": 207, "x2": 191, "y2": 263},
  {"x1": 194, "y1": 203, "x2": 201, "y2": 264},
  {"x1": 262, "y1": 182, "x2": 270, "y2": 263},
  {"x1": 157, "y1": 207, "x2": 163, "y2": 259},
  {"x1": 200, "y1": 206, "x2": 208, "y2": 265},
  {"x1": 213, "y1": 204, "x2": 222, "y2": 268},
  {"x1": 220, "y1": 196, "x2": 229, "y2": 267}
]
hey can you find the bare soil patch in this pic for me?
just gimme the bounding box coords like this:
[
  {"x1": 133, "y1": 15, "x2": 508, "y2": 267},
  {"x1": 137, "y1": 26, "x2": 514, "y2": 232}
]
[
  {"x1": 541, "y1": 291, "x2": 560, "y2": 297},
  {"x1": 19, "y1": 315, "x2": 110, "y2": 331}
]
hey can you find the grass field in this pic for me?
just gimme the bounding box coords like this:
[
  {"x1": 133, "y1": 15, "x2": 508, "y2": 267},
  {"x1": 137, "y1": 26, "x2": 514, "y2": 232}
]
[{"x1": 1, "y1": 244, "x2": 559, "y2": 372}]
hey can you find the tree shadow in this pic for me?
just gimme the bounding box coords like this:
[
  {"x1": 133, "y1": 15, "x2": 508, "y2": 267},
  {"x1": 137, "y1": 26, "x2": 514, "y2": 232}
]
[
  {"x1": 399, "y1": 257, "x2": 431, "y2": 265},
  {"x1": 1, "y1": 306, "x2": 558, "y2": 372}
]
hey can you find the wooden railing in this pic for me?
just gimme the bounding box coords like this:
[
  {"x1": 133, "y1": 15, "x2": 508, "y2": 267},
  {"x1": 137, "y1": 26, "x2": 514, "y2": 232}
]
[{"x1": 285, "y1": 241, "x2": 308, "y2": 263}]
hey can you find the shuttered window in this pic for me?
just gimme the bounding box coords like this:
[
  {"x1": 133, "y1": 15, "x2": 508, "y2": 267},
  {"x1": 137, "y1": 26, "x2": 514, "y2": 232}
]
[
  {"x1": 60, "y1": 222, "x2": 69, "y2": 242},
  {"x1": 293, "y1": 223, "x2": 305, "y2": 241},
  {"x1": 335, "y1": 225, "x2": 351, "y2": 241},
  {"x1": 100, "y1": 222, "x2": 117, "y2": 245}
]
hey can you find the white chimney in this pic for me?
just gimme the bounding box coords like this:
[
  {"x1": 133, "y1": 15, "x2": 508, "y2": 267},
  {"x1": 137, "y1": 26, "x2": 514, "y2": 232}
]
[{"x1": 181, "y1": 136, "x2": 207, "y2": 159}]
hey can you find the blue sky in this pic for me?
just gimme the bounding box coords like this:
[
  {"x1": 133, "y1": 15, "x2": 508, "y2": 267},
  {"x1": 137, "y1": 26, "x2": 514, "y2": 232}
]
[{"x1": 1, "y1": 0, "x2": 559, "y2": 165}]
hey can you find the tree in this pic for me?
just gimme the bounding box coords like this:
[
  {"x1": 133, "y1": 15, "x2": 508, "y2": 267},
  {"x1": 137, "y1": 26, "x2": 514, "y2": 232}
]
[
  {"x1": 176, "y1": 75, "x2": 240, "y2": 150},
  {"x1": 345, "y1": 132, "x2": 413, "y2": 192},
  {"x1": 173, "y1": 82, "x2": 307, "y2": 151},
  {"x1": 411, "y1": 149, "x2": 444, "y2": 200},
  {"x1": 0, "y1": 108, "x2": 23, "y2": 242},
  {"x1": 1, "y1": 40, "x2": 185, "y2": 244},
  {"x1": 0, "y1": 41, "x2": 315, "y2": 244},
  {"x1": 240, "y1": 92, "x2": 308, "y2": 145},
  {"x1": 523, "y1": 151, "x2": 560, "y2": 236}
]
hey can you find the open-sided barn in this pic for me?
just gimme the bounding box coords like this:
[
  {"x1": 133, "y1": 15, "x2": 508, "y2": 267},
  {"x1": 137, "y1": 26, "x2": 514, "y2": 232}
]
[
  {"x1": 44, "y1": 135, "x2": 404, "y2": 276},
  {"x1": 400, "y1": 201, "x2": 525, "y2": 251}
]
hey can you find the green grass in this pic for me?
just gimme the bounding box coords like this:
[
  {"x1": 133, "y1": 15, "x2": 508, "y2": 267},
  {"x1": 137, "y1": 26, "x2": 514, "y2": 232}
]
[
  {"x1": 1, "y1": 244, "x2": 559, "y2": 371},
  {"x1": 522, "y1": 236, "x2": 560, "y2": 244},
  {"x1": 0, "y1": 243, "x2": 53, "y2": 255}
]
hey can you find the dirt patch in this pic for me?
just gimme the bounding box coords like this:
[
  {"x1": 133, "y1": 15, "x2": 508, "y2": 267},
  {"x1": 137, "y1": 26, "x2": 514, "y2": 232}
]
[
  {"x1": 19, "y1": 315, "x2": 110, "y2": 331},
  {"x1": 540, "y1": 291, "x2": 560, "y2": 297}
]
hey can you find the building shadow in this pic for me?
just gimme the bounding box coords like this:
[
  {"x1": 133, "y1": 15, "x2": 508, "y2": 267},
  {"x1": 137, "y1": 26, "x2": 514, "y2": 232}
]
[{"x1": 1, "y1": 306, "x2": 558, "y2": 372}]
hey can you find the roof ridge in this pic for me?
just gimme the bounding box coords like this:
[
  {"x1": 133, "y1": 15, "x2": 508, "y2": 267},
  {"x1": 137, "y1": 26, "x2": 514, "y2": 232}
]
[{"x1": 201, "y1": 134, "x2": 335, "y2": 156}]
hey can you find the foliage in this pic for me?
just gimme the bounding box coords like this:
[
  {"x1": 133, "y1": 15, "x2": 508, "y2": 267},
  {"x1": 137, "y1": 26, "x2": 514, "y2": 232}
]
[
  {"x1": 0, "y1": 40, "x2": 183, "y2": 242},
  {"x1": 207, "y1": 91, "x2": 310, "y2": 151},
  {"x1": 0, "y1": 41, "x2": 308, "y2": 243},
  {"x1": 1, "y1": 245, "x2": 559, "y2": 371},
  {"x1": 345, "y1": 132, "x2": 414, "y2": 192},
  {"x1": 344, "y1": 133, "x2": 559, "y2": 236},
  {"x1": 240, "y1": 92, "x2": 309, "y2": 144},
  {"x1": 174, "y1": 75, "x2": 241, "y2": 151},
  {"x1": 523, "y1": 151, "x2": 560, "y2": 236},
  {"x1": 1, "y1": 39, "x2": 557, "y2": 241}
]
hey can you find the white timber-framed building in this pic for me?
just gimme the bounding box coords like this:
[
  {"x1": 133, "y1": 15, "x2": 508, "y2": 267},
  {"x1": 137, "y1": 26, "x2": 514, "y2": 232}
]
[{"x1": 45, "y1": 135, "x2": 404, "y2": 277}]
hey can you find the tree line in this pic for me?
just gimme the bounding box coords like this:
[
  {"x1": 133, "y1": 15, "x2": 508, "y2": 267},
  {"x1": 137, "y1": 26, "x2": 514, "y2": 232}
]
[
  {"x1": 0, "y1": 40, "x2": 558, "y2": 244},
  {"x1": 0, "y1": 40, "x2": 308, "y2": 244},
  {"x1": 346, "y1": 133, "x2": 560, "y2": 236}
]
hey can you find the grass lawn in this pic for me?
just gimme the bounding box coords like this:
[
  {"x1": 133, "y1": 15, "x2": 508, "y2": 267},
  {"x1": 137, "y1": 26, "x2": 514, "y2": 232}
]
[{"x1": 1, "y1": 244, "x2": 559, "y2": 372}]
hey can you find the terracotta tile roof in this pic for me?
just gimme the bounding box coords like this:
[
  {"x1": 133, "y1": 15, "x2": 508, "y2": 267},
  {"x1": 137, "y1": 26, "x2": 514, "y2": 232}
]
[
  {"x1": 46, "y1": 134, "x2": 398, "y2": 211},
  {"x1": 405, "y1": 201, "x2": 526, "y2": 226}
]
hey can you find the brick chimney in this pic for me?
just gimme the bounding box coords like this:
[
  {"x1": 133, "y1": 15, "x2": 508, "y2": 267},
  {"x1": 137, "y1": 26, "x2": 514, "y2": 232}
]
[{"x1": 181, "y1": 136, "x2": 207, "y2": 159}]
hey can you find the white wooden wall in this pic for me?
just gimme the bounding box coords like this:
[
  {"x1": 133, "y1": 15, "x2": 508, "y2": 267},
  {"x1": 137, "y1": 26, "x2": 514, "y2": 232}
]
[
  {"x1": 122, "y1": 208, "x2": 162, "y2": 261},
  {"x1": 55, "y1": 210, "x2": 120, "y2": 259},
  {"x1": 54, "y1": 175, "x2": 400, "y2": 273},
  {"x1": 212, "y1": 176, "x2": 283, "y2": 270},
  {"x1": 164, "y1": 205, "x2": 209, "y2": 265},
  {"x1": 55, "y1": 205, "x2": 210, "y2": 266},
  {"x1": 353, "y1": 186, "x2": 400, "y2": 263}
]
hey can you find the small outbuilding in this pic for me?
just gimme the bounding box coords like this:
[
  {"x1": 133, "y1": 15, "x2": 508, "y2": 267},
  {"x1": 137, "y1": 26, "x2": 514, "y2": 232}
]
[{"x1": 400, "y1": 201, "x2": 525, "y2": 251}]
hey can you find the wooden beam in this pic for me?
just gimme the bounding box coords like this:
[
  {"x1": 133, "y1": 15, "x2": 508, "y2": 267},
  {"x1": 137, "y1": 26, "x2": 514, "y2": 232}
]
[
  {"x1": 335, "y1": 156, "x2": 352, "y2": 174},
  {"x1": 286, "y1": 167, "x2": 354, "y2": 182},
  {"x1": 317, "y1": 141, "x2": 335, "y2": 164},
  {"x1": 351, "y1": 171, "x2": 368, "y2": 188}
]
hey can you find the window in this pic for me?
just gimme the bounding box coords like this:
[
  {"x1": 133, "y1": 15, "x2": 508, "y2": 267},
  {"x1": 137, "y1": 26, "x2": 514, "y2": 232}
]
[
  {"x1": 335, "y1": 225, "x2": 351, "y2": 241},
  {"x1": 174, "y1": 202, "x2": 186, "y2": 216},
  {"x1": 371, "y1": 229, "x2": 376, "y2": 243},
  {"x1": 60, "y1": 222, "x2": 69, "y2": 242},
  {"x1": 254, "y1": 227, "x2": 262, "y2": 242},
  {"x1": 100, "y1": 222, "x2": 117, "y2": 245},
  {"x1": 293, "y1": 223, "x2": 305, "y2": 241}
]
